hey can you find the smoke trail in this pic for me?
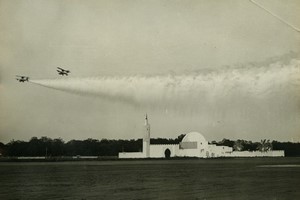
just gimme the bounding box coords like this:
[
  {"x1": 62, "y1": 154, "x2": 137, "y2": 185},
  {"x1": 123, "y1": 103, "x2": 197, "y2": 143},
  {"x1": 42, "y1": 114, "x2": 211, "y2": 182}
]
[
  {"x1": 30, "y1": 59, "x2": 300, "y2": 111},
  {"x1": 249, "y1": 0, "x2": 300, "y2": 33}
]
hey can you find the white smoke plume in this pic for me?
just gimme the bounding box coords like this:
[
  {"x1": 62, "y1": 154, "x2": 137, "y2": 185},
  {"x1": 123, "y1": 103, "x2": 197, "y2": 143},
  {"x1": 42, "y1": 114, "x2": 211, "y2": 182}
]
[{"x1": 30, "y1": 59, "x2": 300, "y2": 113}]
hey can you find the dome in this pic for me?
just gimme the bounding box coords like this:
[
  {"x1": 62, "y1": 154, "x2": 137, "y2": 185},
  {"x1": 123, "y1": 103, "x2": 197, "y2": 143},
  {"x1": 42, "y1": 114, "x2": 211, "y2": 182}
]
[{"x1": 182, "y1": 132, "x2": 207, "y2": 144}]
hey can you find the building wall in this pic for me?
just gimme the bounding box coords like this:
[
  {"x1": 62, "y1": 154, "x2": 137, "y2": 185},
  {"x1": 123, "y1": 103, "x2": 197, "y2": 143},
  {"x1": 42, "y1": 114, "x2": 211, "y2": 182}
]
[
  {"x1": 118, "y1": 152, "x2": 145, "y2": 159},
  {"x1": 148, "y1": 143, "x2": 234, "y2": 158},
  {"x1": 226, "y1": 150, "x2": 285, "y2": 157},
  {"x1": 119, "y1": 148, "x2": 285, "y2": 158},
  {"x1": 178, "y1": 137, "x2": 209, "y2": 158},
  {"x1": 178, "y1": 148, "x2": 203, "y2": 157},
  {"x1": 208, "y1": 144, "x2": 233, "y2": 158},
  {"x1": 117, "y1": 119, "x2": 285, "y2": 158},
  {"x1": 150, "y1": 144, "x2": 179, "y2": 158}
]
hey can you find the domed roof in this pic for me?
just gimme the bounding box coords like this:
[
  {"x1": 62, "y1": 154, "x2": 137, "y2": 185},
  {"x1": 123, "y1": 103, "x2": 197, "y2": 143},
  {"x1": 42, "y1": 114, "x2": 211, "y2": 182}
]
[{"x1": 182, "y1": 132, "x2": 207, "y2": 143}]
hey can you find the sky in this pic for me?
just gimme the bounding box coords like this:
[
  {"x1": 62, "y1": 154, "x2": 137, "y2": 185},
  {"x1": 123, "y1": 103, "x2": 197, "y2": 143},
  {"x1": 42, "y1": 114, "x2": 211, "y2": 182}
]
[{"x1": 0, "y1": 0, "x2": 300, "y2": 143}]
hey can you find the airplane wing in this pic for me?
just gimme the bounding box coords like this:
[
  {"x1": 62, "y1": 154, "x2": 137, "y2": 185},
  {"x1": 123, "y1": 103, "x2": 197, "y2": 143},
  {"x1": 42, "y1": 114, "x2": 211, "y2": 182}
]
[{"x1": 16, "y1": 75, "x2": 29, "y2": 80}]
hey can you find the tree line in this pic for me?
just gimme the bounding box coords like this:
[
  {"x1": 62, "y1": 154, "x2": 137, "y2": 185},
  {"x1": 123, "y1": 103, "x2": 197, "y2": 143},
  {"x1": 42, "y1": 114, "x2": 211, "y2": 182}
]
[
  {"x1": 0, "y1": 136, "x2": 300, "y2": 157},
  {"x1": 212, "y1": 138, "x2": 300, "y2": 156}
]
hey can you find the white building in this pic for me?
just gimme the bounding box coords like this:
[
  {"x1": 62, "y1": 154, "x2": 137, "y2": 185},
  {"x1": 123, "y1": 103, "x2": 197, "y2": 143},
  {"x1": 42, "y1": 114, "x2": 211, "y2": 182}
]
[{"x1": 118, "y1": 115, "x2": 284, "y2": 158}]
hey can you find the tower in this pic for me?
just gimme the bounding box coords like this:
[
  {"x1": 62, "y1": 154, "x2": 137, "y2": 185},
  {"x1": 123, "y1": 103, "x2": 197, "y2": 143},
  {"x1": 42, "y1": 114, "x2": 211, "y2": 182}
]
[{"x1": 143, "y1": 114, "x2": 150, "y2": 158}]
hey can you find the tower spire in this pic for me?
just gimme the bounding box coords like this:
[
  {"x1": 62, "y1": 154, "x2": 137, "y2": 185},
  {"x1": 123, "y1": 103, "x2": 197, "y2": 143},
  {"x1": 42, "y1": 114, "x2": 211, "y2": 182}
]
[
  {"x1": 143, "y1": 113, "x2": 150, "y2": 158},
  {"x1": 145, "y1": 113, "x2": 148, "y2": 125}
]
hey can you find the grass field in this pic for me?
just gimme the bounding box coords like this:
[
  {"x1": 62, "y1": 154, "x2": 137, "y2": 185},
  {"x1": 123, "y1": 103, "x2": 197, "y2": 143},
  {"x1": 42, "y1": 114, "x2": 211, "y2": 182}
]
[{"x1": 0, "y1": 157, "x2": 299, "y2": 199}]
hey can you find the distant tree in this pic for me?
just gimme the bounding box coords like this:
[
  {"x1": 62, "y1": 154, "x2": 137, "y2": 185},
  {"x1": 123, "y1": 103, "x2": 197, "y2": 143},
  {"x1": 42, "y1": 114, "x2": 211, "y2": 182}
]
[
  {"x1": 2, "y1": 137, "x2": 300, "y2": 157},
  {"x1": 121, "y1": 139, "x2": 142, "y2": 153},
  {"x1": 27, "y1": 137, "x2": 41, "y2": 156},
  {"x1": 272, "y1": 141, "x2": 300, "y2": 157},
  {"x1": 51, "y1": 138, "x2": 65, "y2": 156},
  {"x1": 233, "y1": 140, "x2": 244, "y2": 151},
  {"x1": 175, "y1": 134, "x2": 186, "y2": 143},
  {"x1": 242, "y1": 140, "x2": 258, "y2": 151},
  {"x1": 6, "y1": 140, "x2": 27, "y2": 156},
  {"x1": 210, "y1": 141, "x2": 218, "y2": 145},
  {"x1": 65, "y1": 140, "x2": 84, "y2": 156},
  {"x1": 151, "y1": 138, "x2": 177, "y2": 144},
  {"x1": 0, "y1": 142, "x2": 5, "y2": 156},
  {"x1": 257, "y1": 139, "x2": 272, "y2": 152},
  {"x1": 218, "y1": 139, "x2": 235, "y2": 147}
]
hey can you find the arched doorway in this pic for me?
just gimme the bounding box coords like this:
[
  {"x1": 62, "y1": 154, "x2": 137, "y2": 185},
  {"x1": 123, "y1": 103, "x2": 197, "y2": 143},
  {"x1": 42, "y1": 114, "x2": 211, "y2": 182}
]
[{"x1": 164, "y1": 148, "x2": 171, "y2": 158}]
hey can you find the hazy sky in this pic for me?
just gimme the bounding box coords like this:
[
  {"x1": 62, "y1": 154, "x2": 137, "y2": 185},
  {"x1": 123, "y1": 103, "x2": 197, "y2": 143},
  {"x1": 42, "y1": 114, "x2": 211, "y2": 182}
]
[{"x1": 1, "y1": 0, "x2": 300, "y2": 143}]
